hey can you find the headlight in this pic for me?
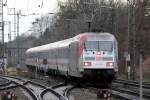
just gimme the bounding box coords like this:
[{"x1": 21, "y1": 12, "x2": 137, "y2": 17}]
[
  {"x1": 83, "y1": 62, "x2": 91, "y2": 66},
  {"x1": 106, "y1": 62, "x2": 114, "y2": 67}
]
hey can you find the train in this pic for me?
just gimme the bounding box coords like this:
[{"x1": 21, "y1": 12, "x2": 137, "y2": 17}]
[{"x1": 25, "y1": 32, "x2": 118, "y2": 83}]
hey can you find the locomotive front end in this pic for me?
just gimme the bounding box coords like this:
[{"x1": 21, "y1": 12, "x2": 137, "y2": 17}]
[{"x1": 79, "y1": 33, "x2": 118, "y2": 83}]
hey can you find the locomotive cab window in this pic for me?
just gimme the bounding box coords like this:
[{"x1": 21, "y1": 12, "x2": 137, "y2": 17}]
[
  {"x1": 85, "y1": 41, "x2": 98, "y2": 51},
  {"x1": 85, "y1": 41, "x2": 113, "y2": 52}
]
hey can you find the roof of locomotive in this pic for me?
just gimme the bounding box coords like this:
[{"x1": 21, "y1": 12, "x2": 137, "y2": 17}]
[{"x1": 26, "y1": 32, "x2": 116, "y2": 54}]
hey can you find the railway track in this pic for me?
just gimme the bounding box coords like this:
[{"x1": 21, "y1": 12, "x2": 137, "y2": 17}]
[
  {"x1": 114, "y1": 79, "x2": 150, "y2": 89},
  {"x1": 0, "y1": 80, "x2": 12, "y2": 88},
  {"x1": 0, "y1": 77, "x2": 9, "y2": 84},
  {"x1": 69, "y1": 80, "x2": 150, "y2": 100},
  {"x1": 112, "y1": 79, "x2": 150, "y2": 100},
  {"x1": 55, "y1": 79, "x2": 142, "y2": 100},
  {"x1": 0, "y1": 75, "x2": 69, "y2": 100},
  {"x1": 112, "y1": 87, "x2": 150, "y2": 100},
  {"x1": 3, "y1": 75, "x2": 150, "y2": 100},
  {"x1": 50, "y1": 78, "x2": 150, "y2": 100},
  {"x1": 0, "y1": 75, "x2": 40, "y2": 100}
]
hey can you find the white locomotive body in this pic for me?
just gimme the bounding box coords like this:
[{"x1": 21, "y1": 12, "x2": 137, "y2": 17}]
[{"x1": 26, "y1": 32, "x2": 118, "y2": 83}]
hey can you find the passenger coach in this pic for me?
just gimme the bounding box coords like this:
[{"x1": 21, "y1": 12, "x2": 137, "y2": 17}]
[{"x1": 26, "y1": 32, "x2": 118, "y2": 83}]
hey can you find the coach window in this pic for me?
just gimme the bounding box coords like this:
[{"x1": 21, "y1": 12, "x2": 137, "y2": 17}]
[
  {"x1": 62, "y1": 48, "x2": 64, "y2": 58},
  {"x1": 52, "y1": 50, "x2": 55, "y2": 59},
  {"x1": 58, "y1": 49, "x2": 61, "y2": 58},
  {"x1": 64, "y1": 49, "x2": 66, "y2": 58},
  {"x1": 62, "y1": 49, "x2": 64, "y2": 58},
  {"x1": 49, "y1": 51, "x2": 52, "y2": 59},
  {"x1": 59, "y1": 49, "x2": 62, "y2": 58},
  {"x1": 61, "y1": 49, "x2": 64, "y2": 58},
  {"x1": 64, "y1": 48, "x2": 67, "y2": 58},
  {"x1": 33, "y1": 53, "x2": 37, "y2": 58},
  {"x1": 43, "y1": 52, "x2": 47, "y2": 58},
  {"x1": 45, "y1": 52, "x2": 49, "y2": 58},
  {"x1": 39, "y1": 52, "x2": 43, "y2": 58},
  {"x1": 39, "y1": 52, "x2": 42, "y2": 58}
]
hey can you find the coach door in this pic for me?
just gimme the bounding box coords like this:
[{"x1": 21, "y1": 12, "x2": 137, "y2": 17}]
[{"x1": 69, "y1": 43, "x2": 78, "y2": 77}]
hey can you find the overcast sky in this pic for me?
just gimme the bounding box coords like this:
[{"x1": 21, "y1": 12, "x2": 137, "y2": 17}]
[
  {"x1": 3, "y1": 0, "x2": 58, "y2": 42},
  {"x1": 3, "y1": 0, "x2": 127, "y2": 42}
]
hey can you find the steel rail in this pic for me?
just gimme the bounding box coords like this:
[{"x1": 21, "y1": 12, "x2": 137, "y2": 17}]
[
  {"x1": 40, "y1": 88, "x2": 68, "y2": 100},
  {"x1": 22, "y1": 79, "x2": 68, "y2": 100},
  {"x1": 112, "y1": 79, "x2": 150, "y2": 99},
  {"x1": 0, "y1": 75, "x2": 40, "y2": 100},
  {"x1": 112, "y1": 86, "x2": 150, "y2": 99},
  {"x1": 51, "y1": 82, "x2": 66, "y2": 89},
  {"x1": 63, "y1": 85, "x2": 76, "y2": 99},
  {"x1": 0, "y1": 84, "x2": 21, "y2": 91},
  {"x1": 114, "y1": 79, "x2": 150, "y2": 89},
  {"x1": 0, "y1": 80, "x2": 12, "y2": 87}
]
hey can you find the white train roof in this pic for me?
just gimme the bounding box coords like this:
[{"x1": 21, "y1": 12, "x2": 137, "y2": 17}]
[{"x1": 26, "y1": 32, "x2": 116, "y2": 54}]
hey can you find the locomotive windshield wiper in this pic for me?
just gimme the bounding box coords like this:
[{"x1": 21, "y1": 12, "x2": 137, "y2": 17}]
[{"x1": 84, "y1": 43, "x2": 87, "y2": 51}]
